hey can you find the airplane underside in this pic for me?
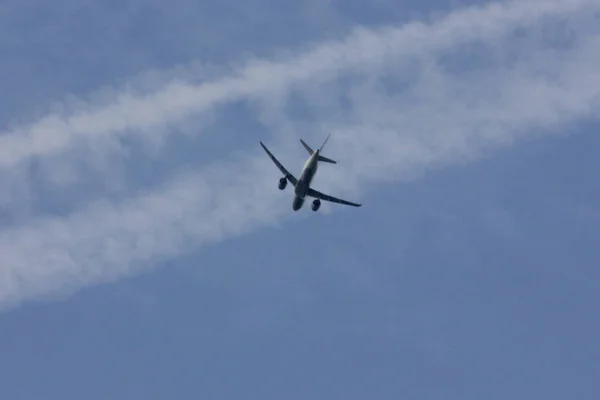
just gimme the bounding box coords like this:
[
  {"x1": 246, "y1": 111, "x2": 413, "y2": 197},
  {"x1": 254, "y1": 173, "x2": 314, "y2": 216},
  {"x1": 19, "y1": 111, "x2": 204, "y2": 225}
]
[
  {"x1": 260, "y1": 138, "x2": 361, "y2": 212},
  {"x1": 281, "y1": 180, "x2": 321, "y2": 211}
]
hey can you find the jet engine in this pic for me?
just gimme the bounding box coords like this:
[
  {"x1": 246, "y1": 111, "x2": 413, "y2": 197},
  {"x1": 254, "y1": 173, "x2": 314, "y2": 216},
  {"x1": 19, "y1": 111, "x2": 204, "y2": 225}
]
[
  {"x1": 278, "y1": 177, "x2": 287, "y2": 190},
  {"x1": 311, "y1": 199, "x2": 321, "y2": 211}
]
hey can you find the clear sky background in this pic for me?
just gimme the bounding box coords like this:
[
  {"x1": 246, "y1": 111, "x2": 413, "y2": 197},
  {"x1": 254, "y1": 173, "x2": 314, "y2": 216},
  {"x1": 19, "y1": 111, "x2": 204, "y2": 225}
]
[{"x1": 0, "y1": 0, "x2": 599, "y2": 398}]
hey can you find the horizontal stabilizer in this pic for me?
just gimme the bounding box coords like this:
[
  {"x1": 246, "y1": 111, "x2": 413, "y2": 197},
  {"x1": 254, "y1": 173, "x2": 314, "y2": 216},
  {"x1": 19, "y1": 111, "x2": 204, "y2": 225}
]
[
  {"x1": 301, "y1": 135, "x2": 336, "y2": 163},
  {"x1": 317, "y1": 155, "x2": 337, "y2": 164},
  {"x1": 300, "y1": 139, "x2": 314, "y2": 155}
]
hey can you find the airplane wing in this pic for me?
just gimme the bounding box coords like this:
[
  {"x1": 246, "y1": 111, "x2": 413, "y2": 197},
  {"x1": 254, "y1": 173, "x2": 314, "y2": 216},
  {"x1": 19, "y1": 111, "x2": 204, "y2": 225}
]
[
  {"x1": 306, "y1": 187, "x2": 362, "y2": 207},
  {"x1": 259, "y1": 141, "x2": 298, "y2": 186}
]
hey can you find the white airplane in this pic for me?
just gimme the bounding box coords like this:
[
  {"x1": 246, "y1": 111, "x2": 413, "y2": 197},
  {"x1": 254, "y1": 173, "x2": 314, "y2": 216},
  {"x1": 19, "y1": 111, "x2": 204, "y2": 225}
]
[{"x1": 260, "y1": 134, "x2": 362, "y2": 212}]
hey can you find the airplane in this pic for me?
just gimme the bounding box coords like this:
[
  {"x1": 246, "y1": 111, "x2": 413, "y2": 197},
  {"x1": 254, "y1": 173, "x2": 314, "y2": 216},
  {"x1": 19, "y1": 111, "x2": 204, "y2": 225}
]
[{"x1": 259, "y1": 134, "x2": 362, "y2": 212}]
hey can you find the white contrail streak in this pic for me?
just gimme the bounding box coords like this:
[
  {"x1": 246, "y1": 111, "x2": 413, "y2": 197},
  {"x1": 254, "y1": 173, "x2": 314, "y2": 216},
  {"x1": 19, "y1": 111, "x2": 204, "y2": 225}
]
[
  {"x1": 0, "y1": 0, "x2": 599, "y2": 311},
  {"x1": 0, "y1": 0, "x2": 596, "y2": 169}
]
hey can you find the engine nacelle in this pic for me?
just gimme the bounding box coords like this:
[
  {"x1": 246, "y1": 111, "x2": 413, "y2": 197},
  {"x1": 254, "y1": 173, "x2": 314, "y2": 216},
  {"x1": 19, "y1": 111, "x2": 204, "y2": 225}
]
[
  {"x1": 278, "y1": 177, "x2": 287, "y2": 190},
  {"x1": 311, "y1": 199, "x2": 321, "y2": 211}
]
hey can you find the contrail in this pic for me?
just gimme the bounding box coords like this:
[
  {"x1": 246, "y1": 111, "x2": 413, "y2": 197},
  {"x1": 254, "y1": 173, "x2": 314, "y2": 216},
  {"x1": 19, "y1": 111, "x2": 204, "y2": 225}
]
[
  {"x1": 0, "y1": 0, "x2": 595, "y2": 169},
  {"x1": 0, "y1": 0, "x2": 599, "y2": 311}
]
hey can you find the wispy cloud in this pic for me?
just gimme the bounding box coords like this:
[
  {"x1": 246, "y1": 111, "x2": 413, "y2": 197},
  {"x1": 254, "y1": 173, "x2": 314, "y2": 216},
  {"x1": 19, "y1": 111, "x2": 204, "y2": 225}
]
[
  {"x1": 0, "y1": 0, "x2": 593, "y2": 169},
  {"x1": 0, "y1": 0, "x2": 599, "y2": 311}
]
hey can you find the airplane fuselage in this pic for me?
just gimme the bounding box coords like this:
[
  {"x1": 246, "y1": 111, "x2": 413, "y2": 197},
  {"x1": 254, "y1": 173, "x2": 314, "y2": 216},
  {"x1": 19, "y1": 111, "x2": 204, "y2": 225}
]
[{"x1": 292, "y1": 151, "x2": 319, "y2": 211}]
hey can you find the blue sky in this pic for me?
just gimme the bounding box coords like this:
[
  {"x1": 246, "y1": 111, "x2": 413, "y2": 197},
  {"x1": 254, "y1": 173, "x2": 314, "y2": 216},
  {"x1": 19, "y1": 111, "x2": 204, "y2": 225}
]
[{"x1": 0, "y1": 0, "x2": 599, "y2": 398}]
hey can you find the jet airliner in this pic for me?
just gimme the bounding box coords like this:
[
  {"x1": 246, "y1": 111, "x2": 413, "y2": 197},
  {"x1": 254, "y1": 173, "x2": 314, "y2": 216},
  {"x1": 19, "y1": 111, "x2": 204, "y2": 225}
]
[{"x1": 260, "y1": 135, "x2": 362, "y2": 211}]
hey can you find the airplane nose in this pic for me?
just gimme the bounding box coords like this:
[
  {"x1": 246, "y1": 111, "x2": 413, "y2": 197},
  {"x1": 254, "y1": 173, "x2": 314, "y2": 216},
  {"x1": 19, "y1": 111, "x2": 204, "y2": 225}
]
[{"x1": 292, "y1": 197, "x2": 304, "y2": 211}]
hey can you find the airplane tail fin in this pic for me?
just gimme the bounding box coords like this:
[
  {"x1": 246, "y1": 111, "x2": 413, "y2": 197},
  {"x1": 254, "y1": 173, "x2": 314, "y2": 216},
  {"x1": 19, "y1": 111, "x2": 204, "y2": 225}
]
[
  {"x1": 300, "y1": 134, "x2": 337, "y2": 163},
  {"x1": 317, "y1": 133, "x2": 336, "y2": 163},
  {"x1": 319, "y1": 133, "x2": 331, "y2": 152}
]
